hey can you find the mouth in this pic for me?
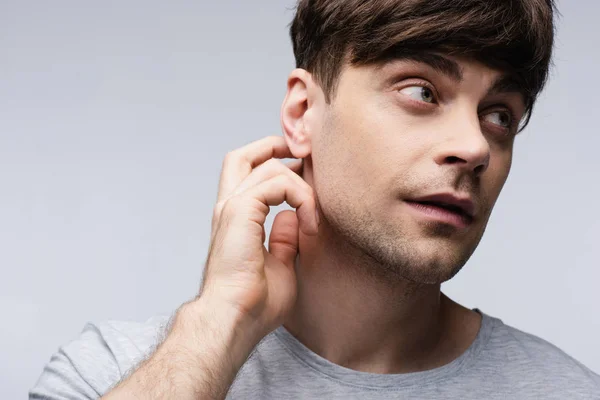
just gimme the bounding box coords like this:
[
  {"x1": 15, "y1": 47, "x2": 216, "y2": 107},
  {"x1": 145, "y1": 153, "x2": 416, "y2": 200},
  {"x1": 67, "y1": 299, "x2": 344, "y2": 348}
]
[{"x1": 405, "y1": 193, "x2": 476, "y2": 229}]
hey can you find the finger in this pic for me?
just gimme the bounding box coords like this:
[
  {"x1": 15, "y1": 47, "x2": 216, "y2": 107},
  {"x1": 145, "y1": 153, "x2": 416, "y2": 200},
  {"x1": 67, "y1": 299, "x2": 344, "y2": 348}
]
[
  {"x1": 231, "y1": 159, "x2": 305, "y2": 198},
  {"x1": 211, "y1": 159, "x2": 304, "y2": 241},
  {"x1": 218, "y1": 136, "x2": 294, "y2": 202},
  {"x1": 269, "y1": 210, "x2": 300, "y2": 269},
  {"x1": 228, "y1": 173, "x2": 319, "y2": 236}
]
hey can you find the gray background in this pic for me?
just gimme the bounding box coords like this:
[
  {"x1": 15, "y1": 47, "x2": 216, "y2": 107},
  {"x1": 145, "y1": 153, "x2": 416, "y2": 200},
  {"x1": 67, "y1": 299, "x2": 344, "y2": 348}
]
[{"x1": 1, "y1": 1, "x2": 598, "y2": 398}]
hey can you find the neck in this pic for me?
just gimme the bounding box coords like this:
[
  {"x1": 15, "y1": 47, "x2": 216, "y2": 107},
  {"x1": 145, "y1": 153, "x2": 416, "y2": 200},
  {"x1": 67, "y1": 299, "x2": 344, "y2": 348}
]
[{"x1": 282, "y1": 163, "x2": 481, "y2": 374}]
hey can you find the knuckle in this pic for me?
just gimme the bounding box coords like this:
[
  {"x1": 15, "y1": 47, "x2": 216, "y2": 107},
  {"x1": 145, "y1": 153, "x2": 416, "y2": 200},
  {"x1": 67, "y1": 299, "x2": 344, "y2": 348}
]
[
  {"x1": 279, "y1": 171, "x2": 297, "y2": 185},
  {"x1": 223, "y1": 151, "x2": 238, "y2": 165},
  {"x1": 285, "y1": 175, "x2": 302, "y2": 192},
  {"x1": 222, "y1": 196, "x2": 247, "y2": 216},
  {"x1": 269, "y1": 159, "x2": 288, "y2": 173},
  {"x1": 276, "y1": 173, "x2": 293, "y2": 185},
  {"x1": 213, "y1": 201, "x2": 226, "y2": 218},
  {"x1": 221, "y1": 197, "x2": 237, "y2": 214},
  {"x1": 263, "y1": 158, "x2": 280, "y2": 169}
]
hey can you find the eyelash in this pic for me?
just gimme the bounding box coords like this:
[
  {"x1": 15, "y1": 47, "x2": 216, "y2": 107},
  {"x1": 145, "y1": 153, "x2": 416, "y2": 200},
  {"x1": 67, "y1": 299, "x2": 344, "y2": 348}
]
[
  {"x1": 481, "y1": 107, "x2": 519, "y2": 134},
  {"x1": 396, "y1": 81, "x2": 519, "y2": 134},
  {"x1": 398, "y1": 79, "x2": 438, "y2": 104}
]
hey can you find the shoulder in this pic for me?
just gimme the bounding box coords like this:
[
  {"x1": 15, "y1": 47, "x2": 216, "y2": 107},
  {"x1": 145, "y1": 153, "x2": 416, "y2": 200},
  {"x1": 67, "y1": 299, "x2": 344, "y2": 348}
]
[
  {"x1": 483, "y1": 314, "x2": 600, "y2": 394},
  {"x1": 30, "y1": 315, "x2": 170, "y2": 399}
]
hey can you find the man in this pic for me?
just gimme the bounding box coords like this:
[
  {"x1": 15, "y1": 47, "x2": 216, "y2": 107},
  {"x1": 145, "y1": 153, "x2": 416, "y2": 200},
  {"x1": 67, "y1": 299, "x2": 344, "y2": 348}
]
[{"x1": 30, "y1": 0, "x2": 600, "y2": 399}]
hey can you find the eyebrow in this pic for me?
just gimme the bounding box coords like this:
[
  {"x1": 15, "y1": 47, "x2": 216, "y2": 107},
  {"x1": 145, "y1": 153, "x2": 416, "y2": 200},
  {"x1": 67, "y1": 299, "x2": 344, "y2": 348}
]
[
  {"x1": 386, "y1": 52, "x2": 464, "y2": 82},
  {"x1": 487, "y1": 74, "x2": 527, "y2": 100}
]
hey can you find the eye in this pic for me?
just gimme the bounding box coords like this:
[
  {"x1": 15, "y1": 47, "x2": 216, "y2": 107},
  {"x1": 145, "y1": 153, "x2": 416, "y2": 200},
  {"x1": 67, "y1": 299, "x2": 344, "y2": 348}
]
[
  {"x1": 399, "y1": 85, "x2": 436, "y2": 104},
  {"x1": 482, "y1": 110, "x2": 513, "y2": 128}
]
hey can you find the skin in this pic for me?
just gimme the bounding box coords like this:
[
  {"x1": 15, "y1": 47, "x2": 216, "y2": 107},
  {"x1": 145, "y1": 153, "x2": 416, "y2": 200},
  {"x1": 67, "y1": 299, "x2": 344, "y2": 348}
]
[
  {"x1": 280, "y1": 55, "x2": 525, "y2": 373},
  {"x1": 103, "y1": 54, "x2": 527, "y2": 399}
]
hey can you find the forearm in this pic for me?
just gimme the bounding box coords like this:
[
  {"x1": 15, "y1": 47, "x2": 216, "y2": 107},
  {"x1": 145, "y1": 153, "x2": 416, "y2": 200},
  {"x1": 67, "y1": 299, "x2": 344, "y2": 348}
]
[{"x1": 103, "y1": 299, "x2": 260, "y2": 400}]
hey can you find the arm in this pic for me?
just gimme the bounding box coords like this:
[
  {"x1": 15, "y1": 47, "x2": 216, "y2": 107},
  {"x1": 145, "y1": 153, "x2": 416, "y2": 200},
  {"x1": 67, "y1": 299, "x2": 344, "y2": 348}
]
[
  {"x1": 103, "y1": 298, "x2": 261, "y2": 400},
  {"x1": 103, "y1": 137, "x2": 317, "y2": 399},
  {"x1": 31, "y1": 136, "x2": 318, "y2": 399}
]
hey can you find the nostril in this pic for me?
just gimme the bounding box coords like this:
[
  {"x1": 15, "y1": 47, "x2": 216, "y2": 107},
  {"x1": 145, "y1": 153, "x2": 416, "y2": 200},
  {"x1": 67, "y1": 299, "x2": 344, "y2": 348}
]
[
  {"x1": 474, "y1": 164, "x2": 486, "y2": 175},
  {"x1": 445, "y1": 156, "x2": 464, "y2": 164}
]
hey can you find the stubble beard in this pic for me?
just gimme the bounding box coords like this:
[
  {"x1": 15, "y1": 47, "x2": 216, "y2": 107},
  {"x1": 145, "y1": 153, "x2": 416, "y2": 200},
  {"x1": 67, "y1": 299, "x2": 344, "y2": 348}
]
[
  {"x1": 321, "y1": 196, "x2": 484, "y2": 286},
  {"x1": 316, "y1": 107, "x2": 485, "y2": 287}
]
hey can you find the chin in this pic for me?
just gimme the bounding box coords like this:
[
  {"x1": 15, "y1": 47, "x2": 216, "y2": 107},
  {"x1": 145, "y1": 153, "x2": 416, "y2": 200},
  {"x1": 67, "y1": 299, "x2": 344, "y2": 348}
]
[
  {"x1": 321, "y1": 199, "x2": 483, "y2": 285},
  {"x1": 399, "y1": 256, "x2": 467, "y2": 284},
  {"x1": 360, "y1": 235, "x2": 476, "y2": 285},
  {"x1": 391, "y1": 252, "x2": 468, "y2": 285}
]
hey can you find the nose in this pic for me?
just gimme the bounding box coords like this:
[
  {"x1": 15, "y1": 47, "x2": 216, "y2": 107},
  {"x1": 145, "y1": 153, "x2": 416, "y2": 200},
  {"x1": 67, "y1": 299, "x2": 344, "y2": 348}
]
[{"x1": 433, "y1": 112, "x2": 490, "y2": 176}]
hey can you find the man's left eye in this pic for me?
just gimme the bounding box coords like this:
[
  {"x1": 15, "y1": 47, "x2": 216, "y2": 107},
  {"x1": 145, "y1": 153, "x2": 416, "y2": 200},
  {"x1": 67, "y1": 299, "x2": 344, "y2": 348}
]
[
  {"x1": 483, "y1": 111, "x2": 512, "y2": 128},
  {"x1": 399, "y1": 86, "x2": 436, "y2": 104}
]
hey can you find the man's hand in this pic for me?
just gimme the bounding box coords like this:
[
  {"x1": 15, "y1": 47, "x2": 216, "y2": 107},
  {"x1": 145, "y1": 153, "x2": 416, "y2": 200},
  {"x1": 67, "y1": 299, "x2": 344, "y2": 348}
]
[
  {"x1": 103, "y1": 136, "x2": 318, "y2": 400},
  {"x1": 202, "y1": 135, "x2": 319, "y2": 338}
]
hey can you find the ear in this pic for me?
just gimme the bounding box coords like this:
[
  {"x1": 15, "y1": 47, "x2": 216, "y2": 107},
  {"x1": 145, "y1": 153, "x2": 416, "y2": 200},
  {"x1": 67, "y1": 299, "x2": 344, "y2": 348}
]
[{"x1": 280, "y1": 69, "x2": 321, "y2": 159}]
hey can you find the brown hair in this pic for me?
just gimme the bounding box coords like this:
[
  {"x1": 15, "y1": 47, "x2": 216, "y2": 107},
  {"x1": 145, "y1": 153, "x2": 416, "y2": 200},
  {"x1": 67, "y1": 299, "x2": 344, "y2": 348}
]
[{"x1": 290, "y1": 0, "x2": 556, "y2": 129}]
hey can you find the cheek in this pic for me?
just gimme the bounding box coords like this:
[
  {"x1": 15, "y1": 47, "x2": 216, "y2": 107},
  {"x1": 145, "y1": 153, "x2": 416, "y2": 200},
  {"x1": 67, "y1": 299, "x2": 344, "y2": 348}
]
[
  {"x1": 371, "y1": 119, "x2": 433, "y2": 191},
  {"x1": 311, "y1": 112, "x2": 385, "y2": 210},
  {"x1": 343, "y1": 99, "x2": 426, "y2": 164},
  {"x1": 484, "y1": 151, "x2": 513, "y2": 205},
  {"x1": 309, "y1": 116, "x2": 354, "y2": 202},
  {"x1": 316, "y1": 103, "x2": 431, "y2": 199}
]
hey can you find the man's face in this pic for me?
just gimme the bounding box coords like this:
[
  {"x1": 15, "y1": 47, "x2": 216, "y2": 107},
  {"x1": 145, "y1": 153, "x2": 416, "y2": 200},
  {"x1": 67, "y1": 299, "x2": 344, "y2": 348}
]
[{"x1": 308, "y1": 55, "x2": 525, "y2": 284}]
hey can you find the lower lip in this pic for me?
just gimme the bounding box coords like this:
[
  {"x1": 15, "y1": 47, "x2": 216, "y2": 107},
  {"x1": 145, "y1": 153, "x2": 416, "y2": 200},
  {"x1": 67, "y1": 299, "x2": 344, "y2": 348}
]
[{"x1": 405, "y1": 201, "x2": 473, "y2": 229}]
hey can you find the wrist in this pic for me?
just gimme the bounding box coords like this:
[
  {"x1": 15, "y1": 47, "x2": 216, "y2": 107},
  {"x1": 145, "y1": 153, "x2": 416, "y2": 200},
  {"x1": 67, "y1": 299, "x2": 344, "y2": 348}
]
[
  {"x1": 104, "y1": 297, "x2": 263, "y2": 400},
  {"x1": 168, "y1": 297, "x2": 263, "y2": 371}
]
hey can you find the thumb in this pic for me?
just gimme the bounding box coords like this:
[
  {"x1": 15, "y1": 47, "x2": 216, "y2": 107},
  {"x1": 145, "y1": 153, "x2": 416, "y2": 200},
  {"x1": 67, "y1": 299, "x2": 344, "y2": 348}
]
[{"x1": 268, "y1": 210, "x2": 300, "y2": 269}]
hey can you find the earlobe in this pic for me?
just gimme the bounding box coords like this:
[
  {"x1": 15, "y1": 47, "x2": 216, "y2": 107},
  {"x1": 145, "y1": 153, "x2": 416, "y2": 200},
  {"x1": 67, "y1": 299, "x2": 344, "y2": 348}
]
[{"x1": 281, "y1": 69, "x2": 314, "y2": 159}]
